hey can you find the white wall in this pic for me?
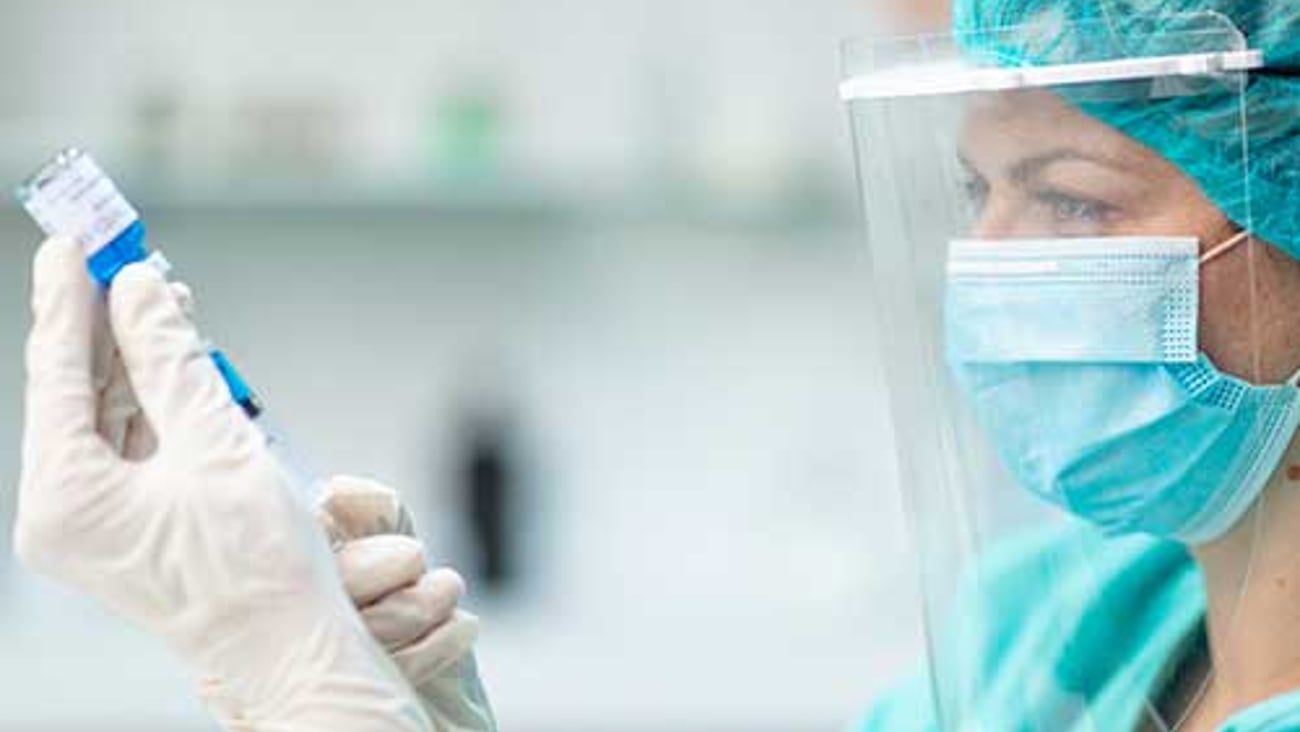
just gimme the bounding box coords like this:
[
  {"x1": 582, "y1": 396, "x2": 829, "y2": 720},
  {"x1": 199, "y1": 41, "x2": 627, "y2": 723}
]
[{"x1": 0, "y1": 0, "x2": 875, "y2": 203}]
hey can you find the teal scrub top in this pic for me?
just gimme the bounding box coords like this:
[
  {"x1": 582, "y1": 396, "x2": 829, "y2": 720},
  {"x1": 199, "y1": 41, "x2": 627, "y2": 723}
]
[{"x1": 856, "y1": 530, "x2": 1300, "y2": 731}]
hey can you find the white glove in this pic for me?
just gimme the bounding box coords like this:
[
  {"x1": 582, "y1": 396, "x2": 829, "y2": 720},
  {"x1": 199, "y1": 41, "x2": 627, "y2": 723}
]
[
  {"x1": 15, "y1": 236, "x2": 434, "y2": 731},
  {"x1": 319, "y1": 476, "x2": 497, "y2": 731}
]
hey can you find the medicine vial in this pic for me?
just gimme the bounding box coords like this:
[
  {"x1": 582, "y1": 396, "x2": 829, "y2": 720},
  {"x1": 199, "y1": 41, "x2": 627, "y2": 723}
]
[{"x1": 16, "y1": 148, "x2": 149, "y2": 285}]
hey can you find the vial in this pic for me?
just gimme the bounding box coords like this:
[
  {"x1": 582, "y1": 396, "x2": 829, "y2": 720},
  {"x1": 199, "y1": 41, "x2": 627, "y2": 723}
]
[{"x1": 16, "y1": 148, "x2": 149, "y2": 286}]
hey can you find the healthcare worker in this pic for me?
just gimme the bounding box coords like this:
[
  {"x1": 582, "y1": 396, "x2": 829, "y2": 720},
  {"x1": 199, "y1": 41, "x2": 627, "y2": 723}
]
[
  {"x1": 843, "y1": 2, "x2": 1300, "y2": 731},
  {"x1": 14, "y1": 237, "x2": 494, "y2": 730}
]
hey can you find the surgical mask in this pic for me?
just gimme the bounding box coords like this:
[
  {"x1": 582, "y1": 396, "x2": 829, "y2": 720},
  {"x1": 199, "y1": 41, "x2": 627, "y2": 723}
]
[{"x1": 944, "y1": 232, "x2": 1300, "y2": 544}]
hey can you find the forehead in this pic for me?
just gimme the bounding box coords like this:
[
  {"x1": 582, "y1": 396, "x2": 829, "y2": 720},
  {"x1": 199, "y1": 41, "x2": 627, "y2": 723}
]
[{"x1": 959, "y1": 89, "x2": 1168, "y2": 173}]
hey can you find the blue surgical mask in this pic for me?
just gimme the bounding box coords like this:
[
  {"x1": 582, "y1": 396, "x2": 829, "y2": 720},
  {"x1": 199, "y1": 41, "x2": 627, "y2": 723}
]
[{"x1": 945, "y1": 234, "x2": 1300, "y2": 544}]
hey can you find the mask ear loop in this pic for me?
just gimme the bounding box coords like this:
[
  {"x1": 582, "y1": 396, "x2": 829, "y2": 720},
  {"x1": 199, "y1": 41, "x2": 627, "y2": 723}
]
[{"x1": 1200, "y1": 230, "x2": 1252, "y2": 267}]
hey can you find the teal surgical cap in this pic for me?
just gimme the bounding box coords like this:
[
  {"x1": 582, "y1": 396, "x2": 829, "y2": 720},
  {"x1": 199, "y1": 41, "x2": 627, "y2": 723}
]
[{"x1": 952, "y1": 1, "x2": 1300, "y2": 257}]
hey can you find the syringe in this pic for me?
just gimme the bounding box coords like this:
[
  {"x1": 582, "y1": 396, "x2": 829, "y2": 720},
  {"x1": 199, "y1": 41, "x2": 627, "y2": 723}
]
[{"x1": 15, "y1": 148, "x2": 319, "y2": 499}]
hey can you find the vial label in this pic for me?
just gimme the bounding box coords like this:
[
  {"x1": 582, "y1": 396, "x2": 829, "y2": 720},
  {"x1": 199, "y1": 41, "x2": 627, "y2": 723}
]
[{"x1": 19, "y1": 151, "x2": 140, "y2": 259}]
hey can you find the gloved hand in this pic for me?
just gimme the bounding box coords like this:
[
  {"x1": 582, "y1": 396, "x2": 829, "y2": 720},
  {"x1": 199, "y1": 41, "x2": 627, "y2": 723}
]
[
  {"x1": 319, "y1": 476, "x2": 497, "y2": 732},
  {"x1": 15, "y1": 237, "x2": 434, "y2": 731}
]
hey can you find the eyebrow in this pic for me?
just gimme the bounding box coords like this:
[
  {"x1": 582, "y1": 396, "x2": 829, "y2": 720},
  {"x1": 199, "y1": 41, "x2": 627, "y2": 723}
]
[
  {"x1": 958, "y1": 148, "x2": 1135, "y2": 183},
  {"x1": 1007, "y1": 149, "x2": 1134, "y2": 184}
]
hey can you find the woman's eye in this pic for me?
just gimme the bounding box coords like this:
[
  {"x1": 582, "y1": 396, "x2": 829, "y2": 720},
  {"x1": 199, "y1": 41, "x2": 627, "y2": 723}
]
[
  {"x1": 1035, "y1": 190, "x2": 1114, "y2": 225},
  {"x1": 963, "y1": 176, "x2": 990, "y2": 212}
]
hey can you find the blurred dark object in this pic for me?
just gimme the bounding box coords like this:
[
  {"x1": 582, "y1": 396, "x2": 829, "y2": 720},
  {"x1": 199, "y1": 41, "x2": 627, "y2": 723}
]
[{"x1": 458, "y1": 410, "x2": 519, "y2": 592}]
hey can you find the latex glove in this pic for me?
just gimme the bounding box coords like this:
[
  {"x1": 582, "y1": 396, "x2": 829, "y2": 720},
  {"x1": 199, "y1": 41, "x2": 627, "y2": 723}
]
[
  {"x1": 91, "y1": 280, "x2": 192, "y2": 458},
  {"x1": 15, "y1": 237, "x2": 434, "y2": 731},
  {"x1": 320, "y1": 476, "x2": 497, "y2": 731}
]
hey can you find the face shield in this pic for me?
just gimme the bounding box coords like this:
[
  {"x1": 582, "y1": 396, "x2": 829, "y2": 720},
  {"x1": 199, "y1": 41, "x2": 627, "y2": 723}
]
[{"x1": 844, "y1": 13, "x2": 1300, "y2": 730}]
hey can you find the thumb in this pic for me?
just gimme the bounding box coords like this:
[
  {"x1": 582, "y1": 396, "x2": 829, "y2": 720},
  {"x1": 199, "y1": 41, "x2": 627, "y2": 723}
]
[
  {"x1": 18, "y1": 237, "x2": 124, "y2": 567},
  {"x1": 25, "y1": 236, "x2": 105, "y2": 449},
  {"x1": 318, "y1": 475, "x2": 418, "y2": 543}
]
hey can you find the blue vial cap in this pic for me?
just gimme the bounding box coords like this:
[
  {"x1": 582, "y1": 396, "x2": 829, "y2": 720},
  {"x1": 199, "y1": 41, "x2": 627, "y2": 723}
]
[{"x1": 87, "y1": 220, "x2": 149, "y2": 286}]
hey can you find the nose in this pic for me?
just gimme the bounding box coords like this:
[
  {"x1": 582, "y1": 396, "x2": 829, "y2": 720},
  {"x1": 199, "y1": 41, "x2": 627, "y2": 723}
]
[{"x1": 969, "y1": 193, "x2": 1038, "y2": 240}]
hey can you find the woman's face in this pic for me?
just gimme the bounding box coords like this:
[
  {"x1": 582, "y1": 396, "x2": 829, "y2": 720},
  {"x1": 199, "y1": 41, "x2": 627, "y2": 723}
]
[{"x1": 959, "y1": 88, "x2": 1300, "y2": 385}]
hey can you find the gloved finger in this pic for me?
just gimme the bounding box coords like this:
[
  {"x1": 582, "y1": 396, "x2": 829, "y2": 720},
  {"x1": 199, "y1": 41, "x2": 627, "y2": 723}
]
[
  {"x1": 169, "y1": 281, "x2": 195, "y2": 319},
  {"x1": 24, "y1": 237, "x2": 113, "y2": 459},
  {"x1": 122, "y1": 410, "x2": 158, "y2": 461},
  {"x1": 108, "y1": 263, "x2": 240, "y2": 439},
  {"x1": 91, "y1": 293, "x2": 116, "y2": 395},
  {"x1": 98, "y1": 280, "x2": 192, "y2": 456},
  {"x1": 96, "y1": 345, "x2": 142, "y2": 454},
  {"x1": 336, "y1": 534, "x2": 427, "y2": 606},
  {"x1": 318, "y1": 475, "x2": 417, "y2": 543},
  {"x1": 362, "y1": 568, "x2": 464, "y2": 652},
  {"x1": 18, "y1": 238, "x2": 126, "y2": 569},
  {"x1": 391, "y1": 610, "x2": 481, "y2": 688}
]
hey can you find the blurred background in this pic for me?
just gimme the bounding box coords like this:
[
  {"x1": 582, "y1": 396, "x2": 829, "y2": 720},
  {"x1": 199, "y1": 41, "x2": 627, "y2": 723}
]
[{"x1": 0, "y1": 0, "x2": 948, "y2": 729}]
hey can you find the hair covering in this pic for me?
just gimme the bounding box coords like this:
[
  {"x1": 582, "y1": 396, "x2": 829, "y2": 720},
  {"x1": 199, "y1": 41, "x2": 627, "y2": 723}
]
[{"x1": 952, "y1": 2, "x2": 1300, "y2": 257}]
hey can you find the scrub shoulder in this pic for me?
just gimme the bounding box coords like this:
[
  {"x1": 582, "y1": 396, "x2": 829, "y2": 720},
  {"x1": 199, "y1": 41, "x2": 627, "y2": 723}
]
[{"x1": 855, "y1": 526, "x2": 1202, "y2": 731}]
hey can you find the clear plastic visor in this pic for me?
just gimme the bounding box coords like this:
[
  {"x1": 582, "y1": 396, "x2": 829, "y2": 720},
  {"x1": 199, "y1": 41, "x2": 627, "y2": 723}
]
[{"x1": 845, "y1": 14, "x2": 1300, "y2": 731}]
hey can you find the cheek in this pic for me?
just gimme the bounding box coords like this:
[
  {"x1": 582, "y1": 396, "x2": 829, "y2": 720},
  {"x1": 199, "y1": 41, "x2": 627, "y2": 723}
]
[
  {"x1": 1199, "y1": 256, "x2": 1257, "y2": 379},
  {"x1": 1200, "y1": 244, "x2": 1300, "y2": 384},
  {"x1": 1254, "y1": 247, "x2": 1300, "y2": 383}
]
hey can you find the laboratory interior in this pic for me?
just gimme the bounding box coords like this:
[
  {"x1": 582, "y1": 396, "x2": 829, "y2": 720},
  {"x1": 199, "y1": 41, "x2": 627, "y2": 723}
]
[{"x1": 0, "y1": 1, "x2": 947, "y2": 729}]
